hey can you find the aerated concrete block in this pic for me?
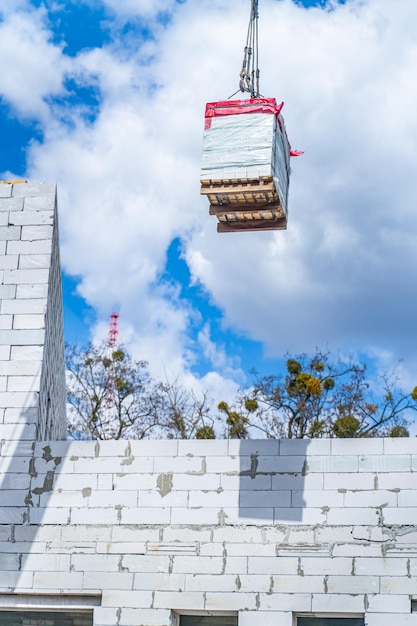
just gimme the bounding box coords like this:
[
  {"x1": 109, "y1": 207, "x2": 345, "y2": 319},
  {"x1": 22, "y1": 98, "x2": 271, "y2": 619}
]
[
  {"x1": 0, "y1": 197, "x2": 23, "y2": 211},
  {"x1": 12, "y1": 182, "x2": 56, "y2": 197},
  {"x1": 0, "y1": 226, "x2": 21, "y2": 240},
  {"x1": 8, "y1": 210, "x2": 54, "y2": 226},
  {"x1": 0, "y1": 185, "x2": 12, "y2": 198}
]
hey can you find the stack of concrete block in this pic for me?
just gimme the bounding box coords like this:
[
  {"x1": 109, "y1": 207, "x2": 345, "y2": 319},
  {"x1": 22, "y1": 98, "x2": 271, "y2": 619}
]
[
  {"x1": 200, "y1": 98, "x2": 291, "y2": 233},
  {"x1": 0, "y1": 182, "x2": 66, "y2": 441}
]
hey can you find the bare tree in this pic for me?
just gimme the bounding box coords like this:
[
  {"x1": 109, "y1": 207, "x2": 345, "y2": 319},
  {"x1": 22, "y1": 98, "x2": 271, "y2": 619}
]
[
  {"x1": 220, "y1": 351, "x2": 417, "y2": 439},
  {"x1": 66, "y1": 343, "x2": 216, "y2": 440},
  {"x1": 66, "y1": 343, "x2": 163, "y2": 439},
  {"x1": 158, "y1": 379, "x2": 216, "y2": 439}
]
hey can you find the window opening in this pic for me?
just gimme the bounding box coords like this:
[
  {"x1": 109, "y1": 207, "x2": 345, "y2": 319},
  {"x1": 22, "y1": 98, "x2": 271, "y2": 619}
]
[
  {"x1": 298, "y1": 619, "x2": 364, "y2": 626},
  {"x1": 180, "y1": 616, "x2": 238, "y2": 626},
  {"x1": 0, "y1": 611, "x2": 93, "y2": 626}
]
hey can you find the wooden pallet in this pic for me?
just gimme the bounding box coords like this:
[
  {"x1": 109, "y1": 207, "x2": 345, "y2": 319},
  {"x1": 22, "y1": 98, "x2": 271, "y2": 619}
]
[
  {"x1": 217, "y1": 216, "x2": 287, "y2": 233},
  {"x1": 201, "y1": 176, "x2": 279, "y2": 206},
  {"x1": 0, "y1": 179, "x2": 28, "y2": 184},
  {"x1": 209, "y1": 203, "x2": 286, "y2": 221},
  {"x1": 209, "y1": 203, "x2": 287, "y2": 233}
]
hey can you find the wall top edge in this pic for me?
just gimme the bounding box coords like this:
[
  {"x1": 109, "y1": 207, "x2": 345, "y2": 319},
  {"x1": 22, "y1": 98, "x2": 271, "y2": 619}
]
[
  {"x1": 0, "y1": 435, "x2": 415, "y2": 458},
  {"x1": 0, "y1": 182, "x2": 57, "y2": 199}
]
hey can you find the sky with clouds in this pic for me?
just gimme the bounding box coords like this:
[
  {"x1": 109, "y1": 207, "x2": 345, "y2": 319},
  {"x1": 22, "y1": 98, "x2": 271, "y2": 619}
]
[{"x1": 1, "y1": 0, "x2": 417, "y2": 405}]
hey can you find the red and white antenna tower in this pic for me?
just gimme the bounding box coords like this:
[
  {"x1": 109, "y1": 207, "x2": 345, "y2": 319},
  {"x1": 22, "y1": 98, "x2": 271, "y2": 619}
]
[
  {"x1": 104, "y1": 312, "x2": 120, "y2": 413},
  {"x1": 108, "y1": 312, "x2": 119, "y2": 350}
]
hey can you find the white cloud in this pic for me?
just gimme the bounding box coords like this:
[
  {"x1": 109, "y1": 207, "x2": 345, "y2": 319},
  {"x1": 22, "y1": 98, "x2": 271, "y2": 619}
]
[
  {"x1": 98, "y1": 0, "x2": 177, "y2": 19},
  {"x1": 197, "y1": 324, "x2": 246, "y2": 384},
  {"x1": 0, "y1": 5, "x2": 68, "y2": 121}
]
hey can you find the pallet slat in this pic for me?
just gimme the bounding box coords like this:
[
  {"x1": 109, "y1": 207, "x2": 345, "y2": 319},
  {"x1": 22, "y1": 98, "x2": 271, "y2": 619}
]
[
  {"x1": 201, "y1": 175, "x2": 274, "y2": 188},
  {"x1": 209, "y1": 203, "x2": 286, "y2": 220},
  {"x1": 217, "y1": 217, "x2": 287, "y2": 233},
  {"x1": 201, "y1": 175, "x2": 281, "y2": 207},
  {"x1": 207, "y1": 192, "x2": 279, "y2": 205},
  {"x1": 201, "y1": 183, "x2": 275, "y2": 196}
]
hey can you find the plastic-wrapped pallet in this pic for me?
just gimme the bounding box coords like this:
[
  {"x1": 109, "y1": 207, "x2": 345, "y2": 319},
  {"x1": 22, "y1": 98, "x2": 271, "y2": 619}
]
[{"x1": 200, "y1": 98, "x2": 291, "y2": 233}]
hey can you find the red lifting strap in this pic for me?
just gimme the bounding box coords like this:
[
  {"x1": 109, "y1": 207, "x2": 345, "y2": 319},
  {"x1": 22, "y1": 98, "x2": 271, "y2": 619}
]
[{"x1": 205, "y1": 97, "x2": 284, "y2": 119}]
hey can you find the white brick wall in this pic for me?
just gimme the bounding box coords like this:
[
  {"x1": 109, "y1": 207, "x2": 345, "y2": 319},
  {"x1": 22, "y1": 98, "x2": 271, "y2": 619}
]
[
  {"x1": 0, "y1": 182, "x2": 66, "y2": 440},
  {"x1": 0, "y1": 438, "x2": 416, "y2": 624}
]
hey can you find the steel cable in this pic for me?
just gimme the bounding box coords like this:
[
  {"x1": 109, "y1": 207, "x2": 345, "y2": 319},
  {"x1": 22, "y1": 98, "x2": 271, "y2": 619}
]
[{"x1": 238, "y1": 0, "x2": 260, "y2": 98}]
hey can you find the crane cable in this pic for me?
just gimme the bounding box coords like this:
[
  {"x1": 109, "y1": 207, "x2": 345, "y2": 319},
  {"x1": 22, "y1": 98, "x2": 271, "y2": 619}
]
[{"x1": 239, "y1": 0, "x2": 260, "y2": 98}]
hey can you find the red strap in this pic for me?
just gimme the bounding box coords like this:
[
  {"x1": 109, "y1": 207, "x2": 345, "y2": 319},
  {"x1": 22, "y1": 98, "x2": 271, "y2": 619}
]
[{"x1": 205, "y1": 98, "x2": 284, "y2": 118}]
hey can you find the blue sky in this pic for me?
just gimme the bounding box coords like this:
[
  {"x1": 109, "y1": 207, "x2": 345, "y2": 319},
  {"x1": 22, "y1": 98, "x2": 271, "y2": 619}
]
[{"x1": 1, "y1": 0, "x2": 417, "y2": 406}]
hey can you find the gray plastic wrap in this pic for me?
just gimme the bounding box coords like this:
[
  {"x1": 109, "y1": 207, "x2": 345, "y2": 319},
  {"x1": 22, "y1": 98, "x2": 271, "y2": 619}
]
[
  {"x1": 272, "y1": 115, "x2": 291, "y2": 212},
  {"x1": 201, "y1": 111, "x2": 290, "y2": 211}
]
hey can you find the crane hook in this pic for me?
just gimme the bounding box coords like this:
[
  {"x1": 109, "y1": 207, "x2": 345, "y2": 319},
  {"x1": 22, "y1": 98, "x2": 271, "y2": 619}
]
[{"x1": 239, "y1": 0, "x2": 260, "y2": 98}]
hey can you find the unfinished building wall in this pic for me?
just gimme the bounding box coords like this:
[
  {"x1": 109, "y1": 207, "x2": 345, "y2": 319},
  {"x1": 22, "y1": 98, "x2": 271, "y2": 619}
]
[
  {"x1": 0, "y1": 182, "x2": 66, "y2": 441},
  {"x1": 0, "y1": 438, "x2": 417, "y2": 626}
]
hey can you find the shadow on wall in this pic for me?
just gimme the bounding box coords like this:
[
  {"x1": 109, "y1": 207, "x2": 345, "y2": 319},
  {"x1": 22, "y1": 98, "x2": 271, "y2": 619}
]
[
  {"x1": 0, "y1": 405, "x2": 67, "y2": 592},
  {"x1": 238, "y1": 438, "x2": 310, "y2": 522}
]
